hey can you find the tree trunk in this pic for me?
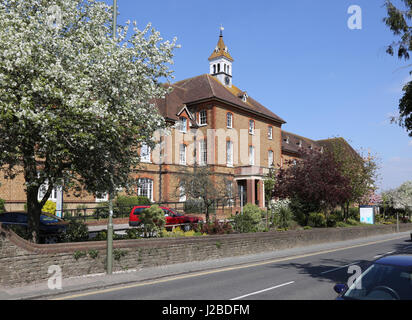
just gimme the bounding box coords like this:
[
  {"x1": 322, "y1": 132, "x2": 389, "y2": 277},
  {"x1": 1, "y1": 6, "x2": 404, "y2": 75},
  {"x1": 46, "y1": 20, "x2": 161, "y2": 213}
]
[{"x1": 26, "y1": 185, "x2": 42, "y2": 243}]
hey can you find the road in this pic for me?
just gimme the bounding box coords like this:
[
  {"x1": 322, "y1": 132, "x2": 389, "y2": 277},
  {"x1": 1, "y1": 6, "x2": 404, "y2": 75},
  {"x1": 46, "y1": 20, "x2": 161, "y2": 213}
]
[{"x1": 53, "y1": 234, "x2": 412, "y2": 300}]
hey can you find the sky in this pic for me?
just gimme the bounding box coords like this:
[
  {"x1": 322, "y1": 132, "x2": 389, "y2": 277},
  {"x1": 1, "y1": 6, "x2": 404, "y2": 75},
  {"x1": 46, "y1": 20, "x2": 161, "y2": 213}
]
[{"x1": 105, "y1": 0, "x2": 412, "y2": 192}]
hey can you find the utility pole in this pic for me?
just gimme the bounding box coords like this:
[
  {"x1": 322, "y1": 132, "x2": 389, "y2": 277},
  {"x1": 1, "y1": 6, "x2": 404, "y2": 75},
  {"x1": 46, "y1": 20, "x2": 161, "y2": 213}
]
[{"x1": 106, "y1": 0, "x2": 117, "y2": 276}]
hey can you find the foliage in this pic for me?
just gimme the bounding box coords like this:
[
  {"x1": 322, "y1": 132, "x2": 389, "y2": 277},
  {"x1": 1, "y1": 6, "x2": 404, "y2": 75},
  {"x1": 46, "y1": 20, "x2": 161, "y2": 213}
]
[
  {"x1": 140, "y1": 205, "x2": 165, "y2": 238},
  {"x1": 177, "y1": 166, "x2": 233, "y2": 223},
  {"x1": 73, "y1": 251, "x2": 87, "y2": 261},
  {"x1": 161, "y1": 227, "x2": 206, "y2": 238},
  {"x1": 233, "y1": 204, "x2": 263, "y2": 233},
  {"x1": 273, "y1": 149, "x2": 352, "y2": 223},
  {"x1": 113, "y1": 249, "x2": 128, "y2": 261},
  {"x1": 326, "y1": 139, "x2": 378, "y2": 221},
  {"x1": 61, "y1": 220, "x2": 89, "y2": 243},
  {"x1": 382, "y1": 181, "x2": 412, "y2": 212},
  {"x1": 0, "y1": 198, "x2": 5, "y2": 213},
  {"x1": 42, "y1": 200, "x2": 57, "y2": 215},
  {"x1": 307, "y1": 212, "x2": 327, "y2": 228},
  {"x1": 384, "y1": 1, "x2": 412, "y2": 136},
  {"x1": 277, "y1": 207, "x2": 294, "y2": 230},
  {"x1": 88, "y1": 250, "x2": 99, "y2": 259},
  {"x1": 199, "y1": 220, "x2": 233, "y2": 235},
  {"x1": 0, "y1": 0, "x2": 177, "y2": 242}
]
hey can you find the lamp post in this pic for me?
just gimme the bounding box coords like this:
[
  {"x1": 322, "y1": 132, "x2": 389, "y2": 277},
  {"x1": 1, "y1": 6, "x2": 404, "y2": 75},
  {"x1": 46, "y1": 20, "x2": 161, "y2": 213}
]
[{"x1": 106, "y1": 0, "x2": 117, "y2": 276}]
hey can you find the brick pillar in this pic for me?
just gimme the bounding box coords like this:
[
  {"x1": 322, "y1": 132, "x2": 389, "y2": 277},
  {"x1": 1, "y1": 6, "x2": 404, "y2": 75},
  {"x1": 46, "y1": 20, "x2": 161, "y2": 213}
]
[
  {"x1": 247, "y1": 179, "x2": 255, "y2": 205},
  {"x1": 257, "y1": 180, "x2": 265, "y2": 208}
]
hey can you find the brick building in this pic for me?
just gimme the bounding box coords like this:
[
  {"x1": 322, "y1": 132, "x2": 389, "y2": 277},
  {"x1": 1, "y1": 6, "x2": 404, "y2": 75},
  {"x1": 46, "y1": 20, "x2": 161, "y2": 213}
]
[{"x1": 0, "y1": 30, "x2": 356, "y2": 215}]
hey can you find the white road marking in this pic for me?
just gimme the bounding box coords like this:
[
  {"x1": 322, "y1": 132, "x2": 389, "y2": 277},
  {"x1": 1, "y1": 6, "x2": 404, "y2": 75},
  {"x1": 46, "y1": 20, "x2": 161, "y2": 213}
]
[
  {"x1": 230, "y1": 281, "x2": 295, "y2": 300},
  {"x1": 320, "y1": 262, "x2": 359, "y2": 275}
]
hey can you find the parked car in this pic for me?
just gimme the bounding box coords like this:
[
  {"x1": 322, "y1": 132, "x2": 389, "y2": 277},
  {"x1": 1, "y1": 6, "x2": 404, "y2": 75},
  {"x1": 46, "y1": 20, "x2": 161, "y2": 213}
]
[
  {"x1": 334, "y1": 255, "x2": 412, "y2": 300},
  {"x1": 0, "y1": 211, "x2": 68, "y2": 243},
  {"x1": 129, "y1": 206, "x2": 202, "y2": 231}
]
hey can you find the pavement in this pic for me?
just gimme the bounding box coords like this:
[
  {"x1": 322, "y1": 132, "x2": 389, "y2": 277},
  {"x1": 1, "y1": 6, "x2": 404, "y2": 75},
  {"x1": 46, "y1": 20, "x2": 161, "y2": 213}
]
[{"x1": 1, "y1": 230, "x2": 411, "y2": 300}]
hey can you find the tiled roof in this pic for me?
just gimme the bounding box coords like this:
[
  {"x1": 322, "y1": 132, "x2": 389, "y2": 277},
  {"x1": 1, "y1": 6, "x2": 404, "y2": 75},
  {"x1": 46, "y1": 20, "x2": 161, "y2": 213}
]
[
  {"x1": 158, "y1": 74, "x2": 286, "y2": 124},
  {"x1": 281, "y1": 131, "x2": 320, "y2": 155}
]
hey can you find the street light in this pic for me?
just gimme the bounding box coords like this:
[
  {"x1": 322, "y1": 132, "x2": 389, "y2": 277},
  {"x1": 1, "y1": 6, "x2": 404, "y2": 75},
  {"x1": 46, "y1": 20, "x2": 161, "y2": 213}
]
[{"x1": 106, "y1": 0, "x2": 118, "y2": 276}]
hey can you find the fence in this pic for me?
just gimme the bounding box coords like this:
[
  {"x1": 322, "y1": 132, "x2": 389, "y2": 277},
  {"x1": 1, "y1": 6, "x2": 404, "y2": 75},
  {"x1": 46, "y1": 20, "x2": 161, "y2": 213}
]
[{"x1": 59, "y1": 198, "x2": 243, "y2": 223}]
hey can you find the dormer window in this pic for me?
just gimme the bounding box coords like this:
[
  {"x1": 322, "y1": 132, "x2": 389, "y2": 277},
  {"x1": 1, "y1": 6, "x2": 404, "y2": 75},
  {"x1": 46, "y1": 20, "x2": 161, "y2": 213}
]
[
  {"x1": 284, "y1": 137, "x2": 290, "y2": 144},
  {"x1": 179, "y1": 117, "x2": 187, "y2": 133},
  {"x1": 297, "y1": 140, "x2": 302, "y2": 148}
]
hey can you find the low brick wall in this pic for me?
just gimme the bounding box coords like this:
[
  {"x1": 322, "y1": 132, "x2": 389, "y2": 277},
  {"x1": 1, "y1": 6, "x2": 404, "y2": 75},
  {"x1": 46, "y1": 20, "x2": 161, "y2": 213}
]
[{"x1": 1, "y1": 223, "x2": 411, "y2": 288}]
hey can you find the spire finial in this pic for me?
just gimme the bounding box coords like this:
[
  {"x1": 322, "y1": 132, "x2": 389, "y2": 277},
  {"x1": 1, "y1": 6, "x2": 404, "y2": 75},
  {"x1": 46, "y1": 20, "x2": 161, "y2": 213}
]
[{"x1": 220, "y1": 24, "x2": 224, "y2": 37}]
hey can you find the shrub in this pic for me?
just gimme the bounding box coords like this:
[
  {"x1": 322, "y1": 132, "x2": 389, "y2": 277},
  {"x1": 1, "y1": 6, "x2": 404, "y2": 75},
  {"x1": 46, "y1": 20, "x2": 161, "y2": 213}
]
[
  {"x1": 327, "y1": 213, "x2": 340, "y2": 228},
  {"x1": 277, "y1": 207, "x2": 294, "y2": 230},
  {"x1": 303, "y1": 226, "x2": 312, "y2": 230},
  {"x1": 346, "y1": 218, "x2": 360, "y2": 226},
  {"x1": 200, "y1": 220, "x2": 233, "y2": 235},
  {"x1": 307, "y1": 212, "x2": 326, "y2": 228},
  {"x1": 348, "y1": 207, "x2": 360, "y2": 220},
  {"x1": 0, "y1": 198, "x2": 5, "y2": 213},
  {"x1": 126, "y1": 228, "x2": 142, "y2": 239},
  {"x1": 336, "y1": 221, "x2": 348, "y2": 228},
  {"x1": 42, "y1": 200, "x2": 56, "y2": 215},
  {"x1": 234, "y1": 204, "x2": 263, "y2": 233},
  {"x1": 140, "y1": 205, "x2": 165, "y2": 238},
  {"x1": 61, "y1": 220, "x2": 89, "y2": 242}
]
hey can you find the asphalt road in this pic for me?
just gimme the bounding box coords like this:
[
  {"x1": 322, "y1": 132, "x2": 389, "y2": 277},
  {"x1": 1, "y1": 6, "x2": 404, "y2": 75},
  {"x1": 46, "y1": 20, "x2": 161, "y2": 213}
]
[{"x1": 55, "y1": 234, "x2": 412, "y2": 301}]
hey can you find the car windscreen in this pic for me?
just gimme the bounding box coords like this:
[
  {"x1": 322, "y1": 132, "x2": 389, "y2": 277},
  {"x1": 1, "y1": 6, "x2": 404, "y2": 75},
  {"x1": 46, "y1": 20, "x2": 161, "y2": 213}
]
[
  {"x1": 133, "y1": 208, "x2": 145, "y2": 215},
  {"x1": 343, "y1": 263, "x2": 412, "y2": 300}
]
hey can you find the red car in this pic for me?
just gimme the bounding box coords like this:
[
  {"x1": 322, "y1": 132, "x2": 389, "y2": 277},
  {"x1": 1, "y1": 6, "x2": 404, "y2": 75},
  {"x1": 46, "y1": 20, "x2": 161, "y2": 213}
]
[{"x1": 129, "y1": 206, "x2": 202, "y2": 231}]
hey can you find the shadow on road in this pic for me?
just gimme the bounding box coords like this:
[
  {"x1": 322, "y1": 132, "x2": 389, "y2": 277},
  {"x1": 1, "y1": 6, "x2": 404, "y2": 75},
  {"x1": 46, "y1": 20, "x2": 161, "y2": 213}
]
[{"x1": 264, "y1": 239, "x2": 412, "y2": 285}]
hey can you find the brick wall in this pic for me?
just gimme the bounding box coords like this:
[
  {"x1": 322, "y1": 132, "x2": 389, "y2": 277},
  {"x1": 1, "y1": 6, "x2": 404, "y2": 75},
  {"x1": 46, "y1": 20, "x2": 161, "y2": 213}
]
[{"x1": 1, "y1": 223, "x2": 412, "y2": 288}]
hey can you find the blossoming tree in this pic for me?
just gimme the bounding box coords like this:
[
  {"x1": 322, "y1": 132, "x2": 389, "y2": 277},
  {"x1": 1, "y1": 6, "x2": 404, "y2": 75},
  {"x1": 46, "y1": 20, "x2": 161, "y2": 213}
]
[{"x1": 0, "y1": 0, "x2": 177, "y2": 242}]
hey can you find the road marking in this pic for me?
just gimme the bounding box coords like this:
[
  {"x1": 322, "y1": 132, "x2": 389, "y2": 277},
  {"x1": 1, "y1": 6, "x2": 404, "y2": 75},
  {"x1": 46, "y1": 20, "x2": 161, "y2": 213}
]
[
  {"x1": 53, "y1": 234, "x2": 409, "y2": 300},
  {"x1": 230, "y1": 281, "x2": 295, "y2": 300},
  {"x1": 320, "y1": 262, "x2": 359, "y2": 275}
]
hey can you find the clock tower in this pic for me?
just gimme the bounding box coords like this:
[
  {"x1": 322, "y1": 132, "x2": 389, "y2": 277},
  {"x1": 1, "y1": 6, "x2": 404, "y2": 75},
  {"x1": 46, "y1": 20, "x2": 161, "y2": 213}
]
[{"x1": 209, "y1": 27, "x2": 234, "y2": 88}]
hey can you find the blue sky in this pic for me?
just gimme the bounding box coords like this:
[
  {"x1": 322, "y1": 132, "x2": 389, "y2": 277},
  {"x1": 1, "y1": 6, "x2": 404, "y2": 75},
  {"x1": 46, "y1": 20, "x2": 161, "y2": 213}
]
[{"x1": 107, "y1": 0, "x2": 412, "y2": 192}]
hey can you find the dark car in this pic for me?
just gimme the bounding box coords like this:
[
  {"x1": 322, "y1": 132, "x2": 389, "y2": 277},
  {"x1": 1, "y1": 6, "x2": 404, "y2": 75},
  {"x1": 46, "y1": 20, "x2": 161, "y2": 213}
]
[
  {"x1": 0, "y1": 211, "x2": 68, "y2": 243},
  {"x1": 129, "y1": 206, "x2": 202, "y2": 231},
  {"x1": 334, "y1": 255, "x2": 412, "y2": 300}
]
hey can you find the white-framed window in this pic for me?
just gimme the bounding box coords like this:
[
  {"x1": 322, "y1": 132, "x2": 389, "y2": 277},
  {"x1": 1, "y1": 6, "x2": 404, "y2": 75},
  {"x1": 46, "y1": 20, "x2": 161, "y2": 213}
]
[
  {"x1": 268, "y1": 126, "x2": 273, "y2": 140},
  {"x1": 180, "y1": 144, "x2": 187, "y2": 165},
  {"x1": 199, "y1": 140, "x2": 207, "y2": 166},
  {"x1": 227, "y1": 113, "x2": 233, "y2": 128},
  {"x1": 226, "y1": 141, "x2": 233, "y2": 167},
  {"x1": 199, "y1": 110, "x2": 207, "y2": 126},
  {"x1": 38, "y1": 181, "x2": 58, "y2": 202},
  {"x1": 179, "y1": 117, "x2": 187, "y2": 133},
  {"x1": 95, "y1": 193, "x2": 109, "y2": 203},
  {"x1": 249, "y1": 120, "x2": 255, "y2": 135},
  {"x1": 268, "y1": 150, "x2": 274, "y2": 168},
  {"x1": 249, "y1": 146, "x2": 255, "y2": 166},
  {"x1": 137, "y1": 178, "x2": 153, "y2": 202},
  {"x1": 140, "y1": 143, "x2": 151, "y2": 163}
]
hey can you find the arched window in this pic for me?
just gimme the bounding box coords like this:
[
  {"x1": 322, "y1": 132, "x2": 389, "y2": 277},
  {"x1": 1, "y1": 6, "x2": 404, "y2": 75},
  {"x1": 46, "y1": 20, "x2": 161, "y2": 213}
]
[
  {"x1": 213, "y1": 64, "x2": 216, "y2": 74},
  {"x1": 227, "y1": 65, "x2": 230, "y2": 75},
  {"x1": 217, "y1": 63, "x2": 220, "y2": 73}
]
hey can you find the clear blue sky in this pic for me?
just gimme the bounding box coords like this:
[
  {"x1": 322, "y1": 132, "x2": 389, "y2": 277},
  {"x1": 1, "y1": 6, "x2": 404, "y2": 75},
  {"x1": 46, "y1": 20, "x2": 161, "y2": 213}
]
[{"x1": 107, "y1": 0, "x2": 412, "y2": 192}]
